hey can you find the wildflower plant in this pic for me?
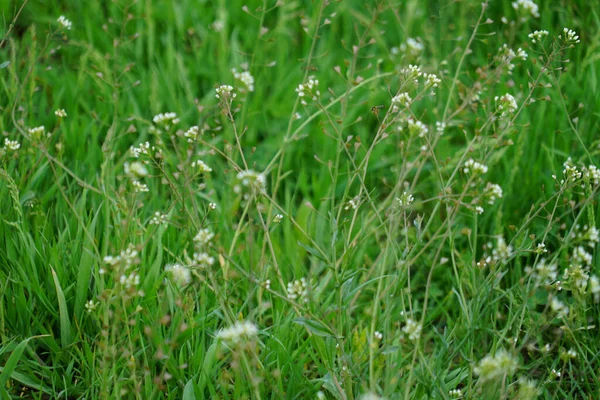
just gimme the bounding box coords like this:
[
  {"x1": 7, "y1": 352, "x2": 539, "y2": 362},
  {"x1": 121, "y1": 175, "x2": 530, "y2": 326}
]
[{"x1": 1, "y1": 1, "x2": 598, "y2": 399}]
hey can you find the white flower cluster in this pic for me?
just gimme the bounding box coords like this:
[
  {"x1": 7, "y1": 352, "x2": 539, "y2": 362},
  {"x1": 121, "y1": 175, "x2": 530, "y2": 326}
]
[
  {"x1": 102, "y1": 245, "x2": 144, "y2": 296},
  {"x1": 480, "y1": 236, "x2": 514, "y2": 267},
  {"x1": 497, "y1": 44, "x2": 528, "y2": 75},
  {"x1": 57, "y1": 15, "x2": 72, "y2": 30},
  {"x1": 511, "y1": 0, "x2": 540, "y2": 19},
  {"x1": 184, "y1": 126, "x2": 203, "y2": 143},
  {"x1": 562, "y1": 28, "x2": 580, "y2": 44},
  {"x1": 396, "y1": 191, "x2": 414, "y2": 207},
  {"x1": 400, "y1": 37, "x2": 424, "y2": 58},
  {"x1": 193, "y1": 252, "x2": 215, "y2": 268},
  {"x1": 232, "y1": 68, "x2": 255, "y2": 92},
  {"x1": 216, "y1": 321, "x2": 259, "y2": 345},
  {"x1": 153, "y1": 112, "x2": 180, "y2": 127},
  {"x1": 130, "y1": 142, "x2": 151, "y2": 158},
  {"x1": 234, "y1": 170, "x2": 267, "y2": 196},
  {"x1": 463, "y1": 159, "x2": 488, "y2": 175},
  {"x1": 550, "y1": 296, "x2": 569, "y2": 318},
  {"x1": 495, "y1": 93, "x2": 518, "y2": 116},
  {"x1": 103, "y1": 244, "x2": 139, "y2": 270},
  {"x1": 149, "y1": 211, "x2": 168, "y2": 225},
  {"x1": 194, "y1": 228, "x2": 215, "y2": 245},
  {"x1": 449, "y1": 389, "x2": 462, "y2": 398},
  {"x1": 407, "y1": 118, "x2": 428, "y2": 137},
  {"x1": 423, "y1": 73, "x2": 441, "y2": 90},
  {"x1": 402, "y1": 318, "x2": 422, "y2": 342},
  {"x1": 400, "y1": 64, "x2": 422, "y2": 84},
  {"x1": 3, "y1": 138, "x2": 20, "y2": 152},
  {"x1": 55, "y1": 109, "x2": 67, "y2": 118},
  {"x1": 436, "y1": 121, "x2": 446, "y2": 134},
  {"x1": 28, "y1": 126, "x2": 45, "y2": 140},
  {"x1": 526, "y1": 258, "x2": 558, "y2": 286},
  {"x1": 191, "y1": 159, "x2": 212, "y2": 173},
  {"x1": 484, "y1": 182, "x2": 503, "y2": 204},
  {"x1": 287, "y1": 278, "x2": 309, "y2": 303},
  {"x1": 528, "y1": 30, "x2": 549, "y2": 44},
  {"x1": 583, "y1": 165, "x2": 600, "y2": 186},
  {"x1": 295, "y1": 78, "x2": 320, "y2": 106},
  {"x1": 561, "y1": 157, "x2": 582, "y2": 184},
  {"x1": 166, "y1": 263, "x2": 192, "y2": 287},
  {"x1": 215, "y1": 84, "x2": 236, "y2": 100},
  {"x1": 474, "y1": 348, "x2": 519, "y2": 382},
  {"x1": 392, "y1": 92, "x2": 412, "y2": 110}
]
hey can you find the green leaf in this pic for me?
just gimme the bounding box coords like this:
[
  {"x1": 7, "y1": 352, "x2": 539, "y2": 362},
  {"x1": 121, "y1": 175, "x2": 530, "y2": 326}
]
[
  {"x1": 0, "y1": 336, "x2": 48, "y2": 389},
  {"x1": 293, "y1": 318, "x2": 337, "y2": 338},
  {"x1": 183, "y1": 379, "x2": 196, "y2": 400},
  {"x1": 51, "y1": 266, "x2": 72, "y2": 347}
]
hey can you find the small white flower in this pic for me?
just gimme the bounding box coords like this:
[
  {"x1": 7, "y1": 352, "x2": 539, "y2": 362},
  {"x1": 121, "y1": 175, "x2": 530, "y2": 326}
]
[
  {"x1": 85, "y1": 300, "x2": 98, "y2": 313},
  {"x1": 215, "y1": 84, "x2": 236, "y2": 100},
  {"x1": 562, "y1": 28, "x2": 580, "y2": 44},
  {"x1": 153, "y1": 112, "x2": 179, "y2": 127},
  {"x1": 149, "y1": 211, "x2": 168, "y2": 225},
  {"x1": 495, "y1": 93, "x2": 518, "y2": 116},
  {"x1": 402, "y1": 318, "x2": 422, "y2": 342},
  {"x1": 125, "y1": 161, "x2": 148, "y2": 178},
  {"x1": 528, "y1": 30, "x2": 549, "y2": 43},
  {"x1": 512, "y1": 0, "x2": 540, "y2": 19},
  {"x1": 130, "y1": 142, "x2": 151, "y2": 158},
  {"x1": 407, "y1": 118, "x2": 428, "y2": 137},
  {"x1": 463, "y1": 159, "x2": 488, "y2": 175},
  {"x1": 235, "y1": 170, "x2": 267, "y2": 195},
  {"x1": 287, "y1": 278, "x2": 309, "y2": 303},
  {"x1": 295, "y1": 77, "x2": 320, "y2": 105},
  {"x1": 550, "y1": 297, "x2": 569, "y2": 318},
  {"x1": 484, "y1": 182, "x2": 503, "y2": 204},
  {"x1": 400, "y1": 37, "x2": 424, "y2": 58},
  {"x1": 28, "y1": 126, "x2": 45, "y2": 140},
  {"x1": 209, "y1": 202, "x2": 217, "y2": 210},
  {"x1": 166, "y1": 263, "x2": 192, "y2": 287},
  {"x1": 216, "y1": 321, "x2": 259, "y2": 346},
  {"x1": 3, "y1": 138, "x2": 20, "y2": 151},
  {"x1": 132, "y1": 180, "x2": 149, "y2": 192},
  {"x1": 232, "y1": 68, "x2": 255, "y2": 92},
  {"x1": 396, "y1": 191, "x2": 414, "y2": 207},
  {"x1": 191, "y1": 159, "x2": 213, "y2": 173},
  {"x1": 194, "y1": 228, "x2": 215, "y2": 245},
  {"x1": 55, "y1": 109, "x2": 67, "y2": 118},
  {"x1": 193, "y1": 252, "x2": 215, "y2": 268},
  {"x1": 273, "y1": 214, "x2": 283, "y2": 223},
  {"x1": 184, "y1": 126, "x2": 203, "y2": 142},
  {"x1": 583, "y1": 165, "x2": 599, "y2": 186},
  {"x1": 391, "y1": 92, "x2": 412, "y2": 108},
  {"x1": 474, "y1": 348, "x2": 519, "y2": 382},
  {"x1": 374, "y1": 331, "x2": 383, "y2": 340},
  {"x1": 423, "y1": 73, "x2": 441, "y2": 89},
  {"x1": 475, "y1": 206, "x2": 484, "y2": 215},
  {"x1": 57, "y1": 16, "x2": 72, "y2": 30}
]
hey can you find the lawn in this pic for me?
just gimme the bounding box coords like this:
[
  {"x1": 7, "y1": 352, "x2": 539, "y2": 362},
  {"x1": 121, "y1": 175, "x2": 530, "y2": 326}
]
[{"x1": 1, "y1": 0, "x2": 599, "y2": 398}]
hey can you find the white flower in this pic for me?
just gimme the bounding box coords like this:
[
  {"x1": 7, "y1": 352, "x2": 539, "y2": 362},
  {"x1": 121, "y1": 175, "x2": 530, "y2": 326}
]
[
  {"x1": 215, "y1": 84, "x2": 236, "y2": 100},
  {"x1": 407, "y1": 118, "x2": 428, "y2": 137},
  {"x1": 561, "y1": 157, "x2": 582, "y2": 184},
  {"x1": 193, "y1": 252, "x2": 215, "y2": 268},
  {"x1": 191, "y1": 159, "x2": 213, "y2": 173},
  {"x1": 209, "y1": 202, "x2": 217, "y2": 210},
  {"x1": 132, "y1": 180, "x2": 149, "y2": 192},
  {"x1": 149, "y1": 211, "x2": 168, "y2": 225},
  {"x1": 562, "y1": 28, "x2": 580, "y2": 44},
  {"x1": 184, "y1": 126, "x2": 203, "y2": 142},
  {"x1": 374, "y1": 331, "x2": 383, "y2": 340},
  {"x1": 396, "y1": 191, "x2": 414, "y2": 207},
  {"x1": 216, "y1": 321, "x2": 258, "y2": 345},
  {"x1": 550, "y1": 297, "x2": 569, "y2": 318},
  {"x1": 529, "y1": 258, "x2": 558, "y2": 284},
  {"x1": 402, "y1": 318, "x2": 422, "y2": 342},
  {"x1": 124, "y1": 161, "x2": 148, "y2": 178},
  {"x1": 130, "y1": 142, "x2": 151, "y2": 158},
  {"x1": 194, "y1": 228, "x2": 215, "y2": 245},
  {"x1": 55, "y1": 109, "x2": 67, "y2": 118},
  {"x1": 495, "y1": 93, "x2": 518, "y2": 116},
  {"x1": 400, "y1": 64, "x2": 422, "y2": 83},
  {"x1": 589, "y1": 275, "x2": 600, "y2": 303},
  {"x1": 273, "y1": 214, "x2": 283, "y2": 223},
  {"x1": 491, "y1": 236, "x2": 513, "y2": 263},
  {"x1": 423, "y1": 73, "x2": 441, "y2": 89},
  {"x1": 436, "y1": 121, "x2": 446, "y2": 134},
  {"x1": 511, "y1": 0, "x2": 540, "y2": 19},
  {"x1": 119, "y1": 271, "x2": 140, "y2": 289},
  {"x1": 57, "y1": 16, "x2": 72, "y2": 30},
  {"x1": 474, "y1": 349, "x2": 519, "y2": 382},
  {"x1": 28, "y1": 126, "x2": 45, "y2": 140},
  {"x1": 484, "y1": 182, "x2": 503, "y2": 204},
  {"x1": 295, "y1": 78, "x2": 320, "y2": 105},
  {"x1": 235, "y1": 170, "x2": 267, "y2": 195},
  {"x1": 572, "y1": 246, "x2": 592, "y2": 266},
  {"x1": 528, "y1": 30, "x2": 549, "y2": 44},
  {"x1": 287, "y1": 278, "x2": 309, "y2": 303},
  {"x1": 583, "y1": 165, "x2": 599, "y2": 186},
  {"x1": 475, "y1": 206, "x2": 484, "y2": 215},
  {"x1": 232, "y1": 68, "x2": 255, "y2": 92},
  {"x1": 449, "y1": 389, "x2": 462, "y2": 398},
  {"x1": 3, "y1": 138, "x2": 20, "y2": 151},
  {"x1": 166, "y1": 263, "x2": 192, "y2": 287},
  {"x1": 85, "y1": 300, "x2": 98, "y2": 313},
  {"x1": 400, "y1": 37, "x2": 424, "y2": 58},
  {"x1": 391, "y1": 92, "x2": 412, "y2": 111},
  {"x1": 463, "y1": 159, "x2": 488, "y2": 175},
  {"x1": 153, "y1": 112, "x2": 180, "y2": 127},
  {"x1": 210, "y1": 20, "x2": 224, "y2": 32}
]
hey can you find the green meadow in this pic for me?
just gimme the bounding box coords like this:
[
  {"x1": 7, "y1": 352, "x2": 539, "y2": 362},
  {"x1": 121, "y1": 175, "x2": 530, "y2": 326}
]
[{"x1": 1, "y1": 0, "x2": 600, "y2": 398}]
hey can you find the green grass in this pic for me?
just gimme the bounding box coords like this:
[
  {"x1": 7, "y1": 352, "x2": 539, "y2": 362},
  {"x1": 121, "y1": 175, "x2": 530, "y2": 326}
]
[{"x1": 1, "y1": 0, "x2": 600, "y2": 398}]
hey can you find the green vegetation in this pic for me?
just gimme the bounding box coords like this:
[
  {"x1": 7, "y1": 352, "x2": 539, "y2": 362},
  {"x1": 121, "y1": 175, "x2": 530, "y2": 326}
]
[{"x1": 1, "y1": 0, "x2": 599, "y2": 398}]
